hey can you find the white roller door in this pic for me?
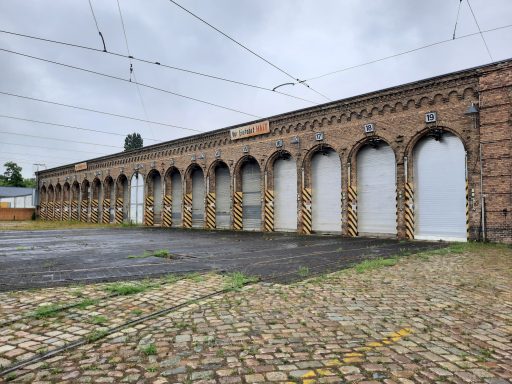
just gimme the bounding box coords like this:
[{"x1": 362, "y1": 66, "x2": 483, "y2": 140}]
[
  {"x1": 130, "y1": 173, "x2": 144, "y2": 224},
  {"x1": 274, "y1": 158, "x2": 297, "y2": 232},
  {"x1": 215, "y1": 165, "x2": 231, "y2": 229},
  {"x1": 312, "y1": 150, "x2": 341, "y2": 233},
  {"x1": 242, "y1": 161, "x2": 262, "y2": 231},
  {"x1": 414, "y1": 133, "x2": 466, "y2": 241},
  {"x1": 357, "y1": 144, "x2": 397, "y2": 235},
  {"x1": 152, "y1": 173, "x2": 162, "y2": 224},
  {"x1": 192, "y1": 169, "x2": 205, "y2": 228},
  {"x1": 171, "y1": 172, "x2": 182, "y2": 227}
]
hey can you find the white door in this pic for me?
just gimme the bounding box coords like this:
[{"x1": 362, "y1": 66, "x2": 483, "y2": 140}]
[
  {"x1": 215, "y1": 165, "x2": 231, "y2": 229},
  {"x1": 192, "y1": 169, "x2": 205, "y2": 228},
  {"x1": 171, "y1": 172, "x2": 182, "y2": 227},
  {"x1": 414, "y1": 133, "x2": 466, "y2": 241},
  {"x1": 242, "y1": 161, "x2": 261, "y2": 231},
  {"x1": 152, "y1": 173, "x2": 162, "y2": 224},
  {"x1": 312, "y1": 150, "x2": 341, "y2": 233},
  {"x1": 274, "y1": 158, "x2": 297, "y2": 232},
  {"x1": 357, "y1": 144, "x2": 397, "y2": 235},
  {"x1": 130, "y1": 173, "x2": 144, "y2": 224}
]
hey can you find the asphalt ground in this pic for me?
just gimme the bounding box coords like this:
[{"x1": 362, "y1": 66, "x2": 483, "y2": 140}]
[{"x1": 0, "y1": 228, "x2": 442, "y2": 290}]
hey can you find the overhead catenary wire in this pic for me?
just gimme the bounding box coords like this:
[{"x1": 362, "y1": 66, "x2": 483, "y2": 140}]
[
  {"x1": 0, "y1": 141, "x2": 109, "y2": 156},
  {"x1": 304, "y1": 23, "x2": 512, "y2": 82},
  {"x1": 87, "y1": 0, "x2": 107, "y2": 52},
  {"x1": 0, "y1": 131, "x2": 123, "y2": 149},
  {"x1": 453, "y1": 0, "x2": 463, "y2": 39},
  {"x1": 166, "y1": 0, "x2": 332, "y2": 101},
  {"x1": 0, "y1": 114, "x2": 164, "y2": 142},
  {"x1": 0, "y1": 149, "x2": 83, "y2": 162},
  {"x1": 0, "y1": 29, "x2": 317, "y2": 105},
  {"x1": 466, "y1": 0, "x2": 494, "y2": 61},
  {"x1": 0, "y1": 47, "x2": 262, "y2": 119},
  {"x1": 0, "y1": 90, "x2": 201, "y2": 133}
]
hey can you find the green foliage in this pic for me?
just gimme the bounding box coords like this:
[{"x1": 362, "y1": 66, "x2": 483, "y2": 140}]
[
  {"x1": 124, "y1": 132, "x2": 143, "y2": 151},
  {"x1": 141, "y1": 343, "x2": 157, "y2": 356},
  {"x1": 32, "y1": 304, "x2": 63, "y2": 319},
  {"x1": 298, "y1": 266, "x2": 310, "y2": 278},
  {"x1": 86, "y1": 328, "x2": 109, "y2": 343},
  {"x1": 104, "y1": 281, "x2": 152, "y2": 296},
  {"x1": 223, "y1": 272, "x2": 258, "y2": 291},
  {"x1": 353, "y1": 257, "x2": 398, "y2": 273},
  {"x1": 89, "y1": 315, "x2": 108, "y2": 325},
  {"x1": 0, "y1": 161, "x2": 24, "y2": 187}
]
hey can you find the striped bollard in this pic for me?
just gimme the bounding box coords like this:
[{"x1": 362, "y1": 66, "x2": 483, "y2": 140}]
[
  {"x1": 347, "y1": 186, "x2": 358, "y2": 237},
  {"x1": 80, "y1": 200, "x2": 88, "y2": 222},
  {"x1": 91, "y1": 199, "x2": 99, "y2": 223},
  {"x1": 115, "y1": 198, "x2": 123, "y2": 224},
  {"x1": 102, "y1": 199, "x2": 110, "y2": 224},
  {"x1": 301, "y1": 188, "x2": 312, "y2": 234},
  {"x1": 206, "y1": 192, "x2": 216, "y2": 229},
  {"x1": 162, "y1": 195, "x2": 172, "y2": 227},
  {"x1": 145, "y1": 196, "x2": 154, "y2": 226},
  {"x1": 40, "y1": 202, "x2": 46, "y2": 221},
  {"x1": 264, "y1": 190, "x2": 274, "y2": 232},
  {"x1": 404, "y1": 183, "x2": 415, "y2": 239},
  {"x1": 183, "y1": 193, "x2": 192, "y2": 228},
  {"x1": 71, "y1": 201, "x2": 78, "y2": 221}
]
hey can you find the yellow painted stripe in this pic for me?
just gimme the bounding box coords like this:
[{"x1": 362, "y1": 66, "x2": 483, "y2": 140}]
[
  {"x1": 404, "y1": 182, "x2": 414, "y2": 239},
  {"x1": 264, "y1": 190, "x2": 274, "y2": 232},
  {"x1": 233, "y1": 191, "x2": 243, "y2": 230},
  {"x1": 347, "y1": 186, "x2": 357, "y2": 237},
  {"x1": 302, "y1": 188, "x2": 312, "y2": 234},
  {"x1": 183, "y1": 193, "x2": 192, "y2": 228},
  {"x1": 162, "y1": 195, "x2": 172, "y2": 227}
]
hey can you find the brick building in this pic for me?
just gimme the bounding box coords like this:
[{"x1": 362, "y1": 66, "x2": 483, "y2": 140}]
[{"x1": 36, "y1": 59, "x2": 512, "y2": 243}]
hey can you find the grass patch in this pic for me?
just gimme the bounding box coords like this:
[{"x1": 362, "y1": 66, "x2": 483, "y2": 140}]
[
  {"x1": 127, "y1": 249, "x2": 176, "y2": 259},
  {"x1": 103, "y1": 281, "x2": 153, "y2": 296},
  {"x1": 131, "y1": 309, "x2": 143, "y2": 316},
  {"x1": 85, "y1": 328, "x2": 109, "y2": 343},
  {"x1": 31, "y1": 304, "x2": 64, "y2": 319},
  {"x1": 298, "y1": 266, "x2": 310, "y2": 278},
  {"x1": 353, "y1": 257, "x2": 398, "y2": 274},
  {"x1": 186, "y1": 272, "x2": 204, "y2": 283},
  {"x1": 89, "y1": 315, "x2": 108, "y2": 325},
  {"x1": 223, "y1": 272, "x2": 258, "y2": 291},
  {"x1": 15, "y1": 246, "x2": 30, "y2": 251},
  {"x1": 141, "y1": 343, "x2": 157, "y2": 356},
  {"x1": 76, "y1": 298, "x2": 99, "y2": 309},
  {"x1": 165, "y1": 274, "x2": 180, "y2": 284}
]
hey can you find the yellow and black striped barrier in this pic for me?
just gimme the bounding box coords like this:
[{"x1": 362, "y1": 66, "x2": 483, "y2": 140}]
[
  {"x1": 162, "y1": 195, "x2": 172, "y2": 227},
  {"x1": 466, "y1": 180, "x2": 469, "y2": 239},
  {"x1": 102, "y1": 199, "x2": 110, "y2": 224},
  {"x1": 91, "y1": 199, "x2": 99, "y2": 223},
  {"x1": 264, "y1": 190, "x2": 274, "y2": 232},
  {"x1": 48, "y1": 201, "x2": 54, "y2": 221},
  {"x1": 40, "y1": 202, "x2": 46, "y2": 221},
  {"x1": 183, "y1": 193, "x2": 193, "y2": 228},
  {"x1": 115, "y1": 198, "x2": 123, "y2": 224},
  {"x1": 63, "y1": 202, "x2": 70, "y2": 221},
  {"x1": 56, "y1": 202, "x2": 62, "y2": 221},
  {"x1": 71, "y1": 201, "x2": 78, "y2": 221},
  {"x1": 145, "y1": 196, "x2": 154, "y2": 226},
  {"x1": 347, "y1": 186, "x2": 358, "y2": 237},
  {"x1": 233, "y1": 191, "x2": 243, "y2": 230},
  {"x1": 404, "y1": 182, "x2": 414, "y2": 240},
  {"x1": 80, "y1": 200, "x2": 88, "y2": 222},
  {"x1": 206, "y1": 192, "x2": 216, "y2": 229},
  {"x1": 301, "y1": 188, "x2": 312, "y2": 234}
]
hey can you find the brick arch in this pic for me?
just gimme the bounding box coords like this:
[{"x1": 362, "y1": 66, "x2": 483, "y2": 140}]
[
  {"x1": 233, "y1": 155, "x2": 259, "y2": 191},
  {"x1": 71, "y1": 181, "x2": 80, "y2": 200},
  {"x1": 184, "y1": 163, "x2": 204, "y2": 194},
  {"x1": 55, "y1": 183, "x2": 62, "y2": 200},
  {"x1": 164, "y1": 166, "x2": 181, "y2": 193},
  {"x1": 207, "y1": 160, "x2": 230, "y2": 191},
  {"x1": 47, "y1": 184, "x2": 55, "y2": 201},
  {"x1": 40, "y1": 185, "x2": 47, "y2": 203},
  {"x1": 264, "y1": 150, "x2": 294, "y2": 190},
  {"x1": 301, "y1": 143, "x2": 340, "y2": 189},
  {"x1": 115, "y1": 174, "x2": 128, "y2": 199},
  {"x1": 63, "y1": 182, "x2": 71, "y2": 201},
  {"x1": 92, "y1": 178, "x2": 102, "y2": 200}
]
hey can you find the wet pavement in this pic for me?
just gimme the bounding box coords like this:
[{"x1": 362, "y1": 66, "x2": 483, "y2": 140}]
[{"x1": 0, "y1": 228, "x2": 441, "y2": 290}]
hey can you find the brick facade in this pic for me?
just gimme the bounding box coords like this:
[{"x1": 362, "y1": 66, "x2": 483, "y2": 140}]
[{"x1": 37, "y1": 60, "x2": 512, "y2": 243}]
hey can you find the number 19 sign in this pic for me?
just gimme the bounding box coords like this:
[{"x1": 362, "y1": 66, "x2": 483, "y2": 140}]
[{"x1": 425, "y1": 112, "x2": 437, "y2": 123}]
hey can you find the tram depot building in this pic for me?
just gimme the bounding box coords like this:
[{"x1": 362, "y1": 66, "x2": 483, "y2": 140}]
[{"x1": 36, "y1": 59, "x2": 512, "y2": 244}]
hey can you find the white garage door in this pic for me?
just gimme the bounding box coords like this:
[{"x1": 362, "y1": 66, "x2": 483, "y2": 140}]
[
  {"x1": 171, "y1": 172, "x2": 182, "y2": 227},
  {"x1": 242, "y1": 161, "x2": 261, "y2": 231},
  {"x1": 192, "y1": 169, "x2": 205, "y2": 228},
  {"x1": 414, "y1": 133, "x2": 466, "y2": 241},
  {"x1": 152, "y1": 173, "x2": 162, "y2": 224},
  {"x1": 357, "y1": 144, "x2": 397, "y2": 235},
  {"x1": 215, "y1": 165, "x2": 231, "y2": 229},
  {"x1": 130, "y1": 173, "x2": 144, "y2": 224},
  {"x1": 274, "y1": 157, "x2": 297, "y2": 232},
  {"x1": 312, "y1": 150, "x2": 341, "y2": 233}
]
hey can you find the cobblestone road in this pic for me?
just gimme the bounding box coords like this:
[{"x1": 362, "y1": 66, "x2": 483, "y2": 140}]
[{"x1": 1, "y1": 243, "x2": 511, "y2": 383}]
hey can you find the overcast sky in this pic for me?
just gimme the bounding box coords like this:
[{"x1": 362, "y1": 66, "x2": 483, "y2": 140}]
[{"x1": 1, "y1": 0, "x2": 511, "y2": 178}]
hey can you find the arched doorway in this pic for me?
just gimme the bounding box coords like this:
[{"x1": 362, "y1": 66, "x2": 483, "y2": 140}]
[
  {"x1": 311, "y1": 149, "x2": 342, "y2": 233},
  {"x1": 80, "y1": 180, "x2": 90, "y2": 222},
  {"x1": 71, "y1": 181, "x2": 80, "y2": 221},
  {"x1": 91, "y1": 178, "x2": 102, "y2": 223},
  {"x1": 130, "y1": 173, "x2": 144, "y2": 224},
  {"x1": 47, "y1": 185, "x2": 55, "y2": 221},
  {"x1": 103, "y1": 177, "x2": 114, "y2": 224},
  {"x1": 413, "y1": 132, "x2": 466, "y2": 241},
  {"x1": 191, "y1": 167, "x2": 205, "y2": 228},
  {"x1": 356, "y1": 142, "x2": 397, "y2": 235},
  {"x1": 241, "y1": 158, "x2": 261, "y2": 231},
  {"x1": 116, "y1": 174, "x2": 129, "y2": 223},
  {"x1": 273, "y1": 154, "x2": 297, "y2": 232},
  {"x1": 146, "y1": 170, "x2": 162, "y2": 226},
  {"x1": 214, "y1": 162, "x2": 231, "y2": 229},
  {"x1": 55, "y1": 184, "x2": 62, "y2": 221},
  {"x1": 63, "y1": 182, "x2": 71, "y2": 220}
]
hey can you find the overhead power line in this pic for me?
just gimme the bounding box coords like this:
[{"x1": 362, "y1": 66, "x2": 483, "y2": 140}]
[
  {"x1": 0, "y1": 149, "x2": 82, "y2": 162},
  {"x1": 0, "y1": 141, "x2": 109, "y2": 156},
  {"x1": 0, "y1": 131, "x2": 123, "y2": 149},
  {"x1": 453, "y1": 0, "x2": 463, "y2": 39},
  {"x1": 305, "y1": 23, "x2": 512, "y2": 82},
  {"x1": 0, "y1": 114, "x2": 163, "y2": 142},
  {"x1": 0, "y1": 29, "x2": 316, "y2": 105},
  {"x1": 87, "y1": 0, "x2": 107, "y2": 52},
  {"x1": 466, "y1": 0, "x2": 494, "y2": 61},
  {"x1": 0, "y1": 90, "x2": 201, "y2": 132},
  {"x1": 166, "y1": 0, "x2": 331, "y2": 101},
  {"x1": 0, "y1": 47, "x2": 262, "y2": 119}
]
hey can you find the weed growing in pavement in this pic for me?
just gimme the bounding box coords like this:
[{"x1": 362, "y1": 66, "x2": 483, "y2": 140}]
[
  {"x1": 85, "y1": 328, "x2": 109, "y2": 343},
  {"x1": 298, "y1": 266, "x2": 310, "y2": 278},
  {"x1": 90, "y1": 315, "x2": 108, "y2": 325},
  {"x1": 146, "y1": 365, "x2": 158, "y2": 372},
  {"x1": 131, "y1": 309, "x2": 143, "y2": 316},
  {"x1": 5, "y1": 372, "x2": 16, "y2": 381},
  {"x1": 477, "y1": 348, "x2": 494, "y2": 361},
  {"x1": 103, "y1": 281, "x2": 152, "y2": 296},
  {"x1": 141, "y1": 343, "x2": 157, "y2": 356},
  {"x1": 32, "y1": 304, "x2": 64, "y2": 319},
  {"x1": 49, "y1": 367, "x2": 62, "y2": 375},
  {"x1": 76, "y1": 298, "x2": 99, "y2": 309},
  {"x1": 223, "y1": 272, "x2": 258, "y2": 291},
  {"x1": 128, "y1": 249, "x2": 176, "y2": 259},
  {"x1": 353, "y1": 257, "x2": 398, "y2": 274},
  {"x1": 216, "y1": 348, "x2": 225, "y2": 357},
  {"x1": 186, "y1": 272, "x2": 204, "y2": 283}
]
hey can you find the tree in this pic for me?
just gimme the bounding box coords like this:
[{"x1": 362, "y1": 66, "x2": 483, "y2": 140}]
[
  {"x1": 0, "y1": 161, "x2": 25, "y2": 187},
  {"x1": 124, "y1": 133, "x2": 143, "y2": 151}
]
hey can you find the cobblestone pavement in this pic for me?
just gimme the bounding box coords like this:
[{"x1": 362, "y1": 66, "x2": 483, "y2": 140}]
[{"x1": 1, "y1": 244, "x2": 511, "y2": 383}]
